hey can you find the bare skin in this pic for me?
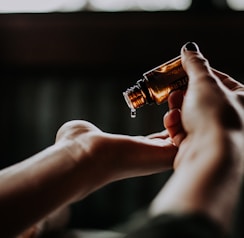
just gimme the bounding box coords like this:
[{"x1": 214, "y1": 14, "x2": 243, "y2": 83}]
[
  {"x1": 150, "y1": 42, "x2": 244, "y2": 233},
  {"x1": 0, "y1": 120, "x2": 177, "y2": 237},
  {"x1": 2, "y1": 42, "x2": 243, "y2": 237}
]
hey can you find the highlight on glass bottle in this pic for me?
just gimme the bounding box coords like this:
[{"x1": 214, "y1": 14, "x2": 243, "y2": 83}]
[{"x1": 123, "y1": 55, "x2": 188, "y2": 118}]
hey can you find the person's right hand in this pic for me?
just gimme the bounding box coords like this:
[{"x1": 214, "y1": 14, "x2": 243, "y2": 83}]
[
  {"x1": 150, "y1": 42, "x2": 244, "y2": 231},
  {"x1": 164, "y1": 42, "x2": 244, "y2": 168}
]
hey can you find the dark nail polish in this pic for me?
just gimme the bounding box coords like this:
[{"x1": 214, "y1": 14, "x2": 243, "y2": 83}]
[{"x1": 185, "y1": 42, "x2": 198, "y2": 52}]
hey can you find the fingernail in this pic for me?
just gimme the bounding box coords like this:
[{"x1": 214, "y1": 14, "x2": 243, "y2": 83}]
[{"x1": 185, "y1": 42, "x2": 198, "y2": 52}]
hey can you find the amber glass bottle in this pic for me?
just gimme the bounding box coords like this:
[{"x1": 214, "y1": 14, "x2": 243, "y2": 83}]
[{"x1": 123, "y1": 56, "x2": 188, "y2": 117}]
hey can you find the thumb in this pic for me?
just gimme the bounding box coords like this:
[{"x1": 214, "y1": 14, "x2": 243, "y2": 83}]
[
  {"x1": 181, "y1": 42, "x2": 224, "y2": 109},
  {"x1": 179, "y1": 42, "x2": 233, "y2": 134},
  {"x1": 181, "y1": 42, "x2": 219, "y2": 90}
]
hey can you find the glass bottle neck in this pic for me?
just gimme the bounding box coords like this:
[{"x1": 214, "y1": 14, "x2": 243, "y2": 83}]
[{"x1": 123, "y1": 79, "x2": 152, "y2": 110}]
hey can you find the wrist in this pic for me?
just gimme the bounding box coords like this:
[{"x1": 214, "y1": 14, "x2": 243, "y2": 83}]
[
  {"x1": 58, "y1": 139, "x2": 86, "y2": 164},
  {"x1": 151, "y1": 128, "x2": 242, "y2": 231},
  {"x1": 56, "y1": 139, "x2": 112, "y2": 201}
]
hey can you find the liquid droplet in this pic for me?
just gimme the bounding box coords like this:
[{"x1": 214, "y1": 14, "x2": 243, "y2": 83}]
[{"x1": 130, "y1": 109, "x2": 136, "y2": 118}]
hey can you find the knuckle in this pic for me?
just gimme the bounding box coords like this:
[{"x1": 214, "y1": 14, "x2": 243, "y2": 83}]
[{"x1": 188, "y1": 54, "x2": 209, "y2": 68}]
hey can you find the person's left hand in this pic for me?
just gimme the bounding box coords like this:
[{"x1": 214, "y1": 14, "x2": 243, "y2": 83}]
[{"x1": 55, "y1": 120, "x2": 177, "y2": 185}]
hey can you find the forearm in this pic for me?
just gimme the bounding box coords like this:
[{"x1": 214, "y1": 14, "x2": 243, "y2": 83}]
[
  {"x1": 149, "y1": 130, "x2": 243, "y2": 232},
  {"x1": 0, "y1": 141, "x2": 103, "y2": 237}
]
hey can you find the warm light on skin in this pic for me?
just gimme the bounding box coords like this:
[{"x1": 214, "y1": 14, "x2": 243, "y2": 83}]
[{"x1": 227, "y1": 0, "x2": 244, "y2": 10}]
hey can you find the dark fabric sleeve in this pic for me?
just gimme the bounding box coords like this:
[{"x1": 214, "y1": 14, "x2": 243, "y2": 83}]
[{"x1": 125, "y1": 213, "x2": 227, "y2": 238}]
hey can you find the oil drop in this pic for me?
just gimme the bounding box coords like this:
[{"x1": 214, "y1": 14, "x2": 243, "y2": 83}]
[{"x1": 130, "y1": 109, "x2": 136, "y2": 118}]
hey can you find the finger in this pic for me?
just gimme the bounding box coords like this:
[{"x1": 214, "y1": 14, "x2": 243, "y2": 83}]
[
  {"x1": 116, "y1": 135, "x2": 178, "y2": 176},
  {"x1": 181, "y1": 42, "x2": 225, "y2": 109},
  {"x1": 211, "y1": 68, "x2": 244, "y2": 92},
  {"x1": 164, "y1": 109, "x2": 186, "y2": 146},
  {"x1": 168, "y1": 90, "x2": 184, "y2": 110},
  {"x1": 147, "y1": 129, "x2": 170, "y2": 140},
  {"x1": 181, "y1": 42, "x2": 218, "y2": 87}
]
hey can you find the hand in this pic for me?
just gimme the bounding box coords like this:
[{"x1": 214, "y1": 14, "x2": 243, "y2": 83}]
[
  {"x1": 0, "y1": 109, "x2": 177, "y2": 238},
  {"x1": 150, "y1": 42, "x2": 244, "y2": 231},
  {"x1": 164, "y1": 42, "x2": 244, "y2": 168},
  {"x1": 55, "y1": 120, "x2": 177, "y2": 185}
]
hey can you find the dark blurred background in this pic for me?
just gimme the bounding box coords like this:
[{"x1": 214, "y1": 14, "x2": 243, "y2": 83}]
[{"x1": 0, "y1": 0, "x2": 243, "y2": 236}]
